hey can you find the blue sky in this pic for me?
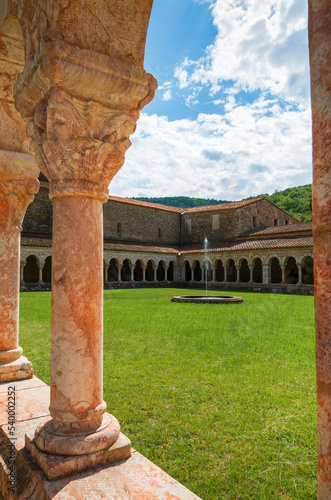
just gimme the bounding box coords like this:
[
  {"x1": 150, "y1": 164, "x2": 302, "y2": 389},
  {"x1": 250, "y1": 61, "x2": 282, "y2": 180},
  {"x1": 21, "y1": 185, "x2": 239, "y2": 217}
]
[{"x1": 109, "y1": 0, "x2": 312, "y2": 201}]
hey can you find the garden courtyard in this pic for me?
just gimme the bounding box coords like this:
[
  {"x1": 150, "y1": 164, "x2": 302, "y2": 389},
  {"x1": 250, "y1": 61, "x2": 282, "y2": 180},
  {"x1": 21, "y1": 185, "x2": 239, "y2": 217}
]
[{"x1": 20, "y1": 288, "x2": 317, "y2": 499}]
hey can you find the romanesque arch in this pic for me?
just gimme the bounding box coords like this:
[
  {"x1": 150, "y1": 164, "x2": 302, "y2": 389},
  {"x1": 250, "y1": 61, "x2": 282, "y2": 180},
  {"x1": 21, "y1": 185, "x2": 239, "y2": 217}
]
[
  {"x1": 184, "y1": 260, "x2": 192, "y2": 282},
  {"x1": 121, "y1": 259, "x2": 132, "y2": 282},
  {"x1": 134, "y1": 259, "x2": 144, "y2": 281},
  {"x1": 108, "y1": 258, "x2": 119, "y2": 282},
  {"x1": 193, "y1": 260, "x2": 202, "y2": 281},
  {"x1": 23, "y1": 255, "x2": 39, "y2": 283},
  {"x1": 145, "y1": 259, "x2": 155, "y2": 282},
  {"x1": 167, "y1": 261, "x2": 175, "y2": 281},
  {"x1": 284, "y1": 256, "x2": 298, "y2": 284},
  {"x1": 156, "y1": 260, "x2": 165, "y2": 281},
  {"x1": 226, "y1": 258, "x2": 237, "y2": 283},
  {"x1": 42, "y1": 256, "x2": 52, "y2": 284},
  {"x1": 270, "y1": 257, "x2": 282, "y2": 283},
  {"x1": 215, "y1": 259, "x2": 224, "y2": 282},
  {"x1": 302, "y1": 256, "x2": 314, "y2": 285},
  {"x1": 252, "y1": 257, "x2": 262, "y2": 283},
  {"x1": 239, "y1": 258, "x2": 250, "y2": 283}
]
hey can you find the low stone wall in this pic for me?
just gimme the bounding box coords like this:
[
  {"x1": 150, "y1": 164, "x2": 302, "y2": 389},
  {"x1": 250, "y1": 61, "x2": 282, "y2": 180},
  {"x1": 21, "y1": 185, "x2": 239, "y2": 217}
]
[{"x1": 20, "y1": 281, "x2": 314, "y2": 295}]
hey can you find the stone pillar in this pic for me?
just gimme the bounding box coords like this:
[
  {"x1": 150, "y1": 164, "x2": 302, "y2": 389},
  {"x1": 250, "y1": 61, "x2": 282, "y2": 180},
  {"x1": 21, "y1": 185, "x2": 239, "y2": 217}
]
[
  {"x1": 104, "y1": 264, "x2": 109, "y2": 284},
  {"x1": 297, "y1": 263, "x2": 303, "y2": 284},
  {"x1": 130, "y1": 265, "x2": 134, "y2": 282},
  {"x1": 13, "y1": 37, "x2": 156, "y2": 471},
  {"x1": 309, "y1": 3, "x2": 331, "y2": 497},
  {"x1": 117, "y1": 264, "x2": 122, "y2": 283},
  {"x1": 248, "y1": 265, "x2": 253, "y2": 283},
  {"x1": 20, "y1": 260, "x2": 25, "y2": 285},
  {"x1": 281, "y1": 264, "x2": 286, "y2": 283},
  {"x1": 0, "y1": 176, "x2": 39, "y2": 382},
  {"x1": 262, "y1": 264, "x2": 269, "y2": 284},
  {"x1": 38, "y1": 260, "x2": 44, "y2": 285},
  {"x1": 141, "y1": 264, "x2": 146, "y2": 283}
]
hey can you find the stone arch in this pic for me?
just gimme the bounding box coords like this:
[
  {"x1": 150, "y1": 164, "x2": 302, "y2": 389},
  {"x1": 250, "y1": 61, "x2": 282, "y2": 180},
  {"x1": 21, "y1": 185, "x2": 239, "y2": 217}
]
[
  {"x1": 270, "y1": 257, "x2": 282, "y2": 283},
  {"x1": 156, "y1": 260, "x2": 166, "y2": 281},
  {"x1": 184, "y1": 261, "x2": 191, "y2": 282},
  {"x1": 284, "y1": 256, "x2": 298, "y2": 284},
  {"x1": 204, "y1": 259, "x2": 212, "y2": 281},
  {"x1": 302, "y1": 256, "x2": 314, "y2": 285},
  {"x1": 134, "y1": 259, "x2": 144, "y2": 282},
  {"x1": 252, "y1": 257, "x2": 262, "y2": 283},
  {"x1": 239, "y1": 258, "x2": 250, "y2": 283},
  {"x1": 145, "y1": 259, "x2": 155, "y2": 282},
  {"x1": 108, "y1": 258, "x2": 119, "y2": 282},
  {"x1": 167, "y1": 260, "x2": 175, "y2": 281},
  {"x1": 23, "y1": 255, "x2": 39, "y2": 283},
  {"x1": 226, "y1": 258, "x2": 237, "y2": 282},
  {"x1": 193, "y1": 260, "x2": 202, "y2": 281},
  {"x1": 42, "y1": 255, "x2": 52, "y2": 284},
  {"x1": 215, "y1": 259, "x2": 224, "y2": 282},
  {"x1": 121, "y1": 258, "x2": 131, "y2": 281}
]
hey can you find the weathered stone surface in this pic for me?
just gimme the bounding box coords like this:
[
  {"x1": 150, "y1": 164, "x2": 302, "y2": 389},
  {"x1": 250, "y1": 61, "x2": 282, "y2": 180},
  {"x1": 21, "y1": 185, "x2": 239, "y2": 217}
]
[
  {"x1": 26, "y1": 430, "x2": 131, "y2": 480},
  {"x1": 0, "y1": 176, "x2": 38, "y2": 382},
  {"x1": 309, "y1": 1, "x2": 331, "y2": 498}
]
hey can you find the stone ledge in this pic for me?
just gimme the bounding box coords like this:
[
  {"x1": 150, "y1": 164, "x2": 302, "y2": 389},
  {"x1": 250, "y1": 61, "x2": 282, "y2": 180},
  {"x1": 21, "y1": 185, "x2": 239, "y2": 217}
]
[{"x1": 0, "y1": 377, "x2": 201, "y2": 499}]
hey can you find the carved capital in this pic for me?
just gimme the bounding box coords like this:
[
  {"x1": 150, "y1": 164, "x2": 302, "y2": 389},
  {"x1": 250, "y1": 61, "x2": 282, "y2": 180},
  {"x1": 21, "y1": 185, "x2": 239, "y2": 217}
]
[
  {"x1": 15, "y1": 39, "x2": 157, "y2": 200},
  {"x1": 0, "y1": 177, "x2": 39, "y2": 231}
]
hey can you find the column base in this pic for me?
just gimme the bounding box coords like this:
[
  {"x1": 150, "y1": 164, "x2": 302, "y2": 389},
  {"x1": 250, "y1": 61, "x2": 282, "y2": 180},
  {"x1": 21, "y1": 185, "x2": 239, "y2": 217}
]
[
  {"x1": 0, "y1": 355, "x2": 33, "y2": 382},
  {"x1": 26, "y1": 429, "x2": 131, "y2": 480}
]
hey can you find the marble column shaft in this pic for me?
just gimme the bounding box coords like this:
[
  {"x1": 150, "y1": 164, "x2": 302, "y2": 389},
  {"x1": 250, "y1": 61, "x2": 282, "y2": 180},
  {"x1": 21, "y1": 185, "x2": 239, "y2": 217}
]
[{"x1": 309, "y1": 1, "x2": 331, "y2": 498}]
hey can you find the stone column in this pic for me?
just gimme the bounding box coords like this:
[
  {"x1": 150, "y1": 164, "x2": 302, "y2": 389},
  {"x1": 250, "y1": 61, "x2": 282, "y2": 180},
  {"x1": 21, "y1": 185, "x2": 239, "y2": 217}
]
[
  {"x1": 297, "y1": 263, "x2": 303, "y2": 284},
  {"x1": 130, "y1": 265, "x2": 134, "y2": 282},
  {"x1": 281, "y1": 264, "x2": 286, "y2": 283},
  {"x1": 104, "y1": 264, "x2": 109, "y2": 284},
  {"x1": 141, "y1": 264, "x2": 146, "y2": 283},
  {"x1": 117, "y1": 264, "x2": 122, "y2": 283},
  {"x1": 20, "y1": 260, "x2": 25, "y2": 286},
  {"x1": 248, "y1": 265, "x2": 253, "y2": 283},
  {"x1": 262, "y1": 264, "x2": 269, "y2": 284},
  {"x1": 14, "y1": 38, "x2": 156, "y2": 470},
  {"x1": 0, "y1": 176, "x2": 39, "y2": 382},
  {"x1": 38, "y1": 260, "x2": 44, "y2": 286},
  {"x1": 309, "y1": 3, "x2": 331, "y2": 497}
]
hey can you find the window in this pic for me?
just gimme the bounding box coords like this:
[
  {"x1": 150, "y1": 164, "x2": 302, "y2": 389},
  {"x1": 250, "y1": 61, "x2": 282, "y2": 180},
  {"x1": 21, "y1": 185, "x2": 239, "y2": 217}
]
[
  {"x1": 285, "y1": 220, "x2": 289, "y2": 225},
  {"x1": 184, "y1": 219, "x2": 192, "y2": 235},
  {"x1": 274, "y1": 218, "x2": 279, "y2": 226},
  {"x1": 117, "y1": 222, "x2": 122, "y2": 235},
  {"x1": 158, "y1": 227, "x2": 162, "y2": 238},
  {"x1": 212, "y1": 214, "x2": 219, "y2": 230},
  {"x1": 253, "y1": 216, "x2": 257, "y2": 228}
]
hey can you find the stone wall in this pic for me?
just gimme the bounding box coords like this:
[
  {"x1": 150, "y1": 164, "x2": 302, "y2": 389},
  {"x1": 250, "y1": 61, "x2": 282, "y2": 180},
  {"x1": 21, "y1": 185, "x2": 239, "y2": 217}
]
[
  {"x1": 22, "y1": 185, "x2": 53, "y2": 234},
  {"x1": 181, "y1": 199, "x2": 298, "y2": 245},
  {"x1": 103, "y1": 199, "x2": 181, "y2": 244}
]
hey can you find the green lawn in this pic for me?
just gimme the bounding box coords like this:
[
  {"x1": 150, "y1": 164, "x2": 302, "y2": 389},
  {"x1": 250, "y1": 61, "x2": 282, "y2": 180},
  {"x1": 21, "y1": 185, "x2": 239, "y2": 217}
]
[{"x1": 19, "y1": 288, "x2": 317, "y2": 499}]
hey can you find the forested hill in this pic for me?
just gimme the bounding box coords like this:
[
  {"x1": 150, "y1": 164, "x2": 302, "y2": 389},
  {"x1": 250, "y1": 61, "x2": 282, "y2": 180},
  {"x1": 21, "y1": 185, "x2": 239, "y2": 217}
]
[{"x1": 131, "y1": 184, "x2": 312, "y2": 222}]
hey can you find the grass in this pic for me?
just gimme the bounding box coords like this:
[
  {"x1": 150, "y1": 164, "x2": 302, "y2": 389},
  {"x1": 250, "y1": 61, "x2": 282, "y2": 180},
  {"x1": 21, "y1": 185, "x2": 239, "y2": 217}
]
[{"x1": 19, "y1": 288, "x2": 317, "y2": 499}]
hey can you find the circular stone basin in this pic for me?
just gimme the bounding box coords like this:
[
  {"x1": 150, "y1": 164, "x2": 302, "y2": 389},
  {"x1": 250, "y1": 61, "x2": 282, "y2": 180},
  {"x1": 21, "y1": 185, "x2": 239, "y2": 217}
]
[{"x1": 171, "y1": 295, "x2": 243, "y2": 304}]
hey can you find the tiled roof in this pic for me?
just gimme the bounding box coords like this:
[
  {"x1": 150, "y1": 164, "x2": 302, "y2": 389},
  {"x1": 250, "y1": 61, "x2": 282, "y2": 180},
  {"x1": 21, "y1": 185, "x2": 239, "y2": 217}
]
[
  {"x1": 183, "y1": 197, "x2": 264, "y2": 213},
  {"x1": 21, "y1": 236, "x2": 52, "y2": 247},
  {"x1": 108, "y1": 196, "x2": 182, "y2": 213},
  {"x1": 181, "y1": 236, "x2": 313, "y2": 254},
  {"x1": 21, "y1": 234, "x2": 178, "y2": 254},
  {"x1": 104, "y1": 241, "x2": 178, "y2": 254},
  {"x1": 242, "y1": 221, "x2": 312, "y2": 237}
]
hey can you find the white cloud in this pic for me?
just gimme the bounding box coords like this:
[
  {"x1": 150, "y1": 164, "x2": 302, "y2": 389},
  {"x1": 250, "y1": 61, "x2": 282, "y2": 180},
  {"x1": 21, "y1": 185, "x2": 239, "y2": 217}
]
[
  {"x1": 162, "y1": 89, "x2": 172, "y2": 101},
  {"x1": 109, "y1": 104, "x2": 312, "y2": 201},
  {"x1": 174, "y1": 0, "x2": 310, "y2": 105},
  {"x1": 109, "y1": 1, "x2": 312, "y2": 202}
]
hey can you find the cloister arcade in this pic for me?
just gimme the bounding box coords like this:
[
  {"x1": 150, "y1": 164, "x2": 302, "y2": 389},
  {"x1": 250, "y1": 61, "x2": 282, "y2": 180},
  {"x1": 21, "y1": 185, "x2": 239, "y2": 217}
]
[{"x1": 20, "y1": 248, "x2": 314, "y2": 289}]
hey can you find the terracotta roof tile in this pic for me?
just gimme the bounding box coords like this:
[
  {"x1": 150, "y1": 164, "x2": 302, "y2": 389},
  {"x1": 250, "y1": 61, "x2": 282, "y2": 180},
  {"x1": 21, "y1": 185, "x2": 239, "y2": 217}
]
[
  {"x1": 108, "y1": 196, "x2": 182, "y2": 213},
  {"x1": 184, "y1": 197, "x2": 264, "y2": 213},
  {"x1": 181, "y1": 236, "x2": 313, "y2": 254},
  {"x1": 242, "y1": 221, "x2": 312, "y2": 237}
]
